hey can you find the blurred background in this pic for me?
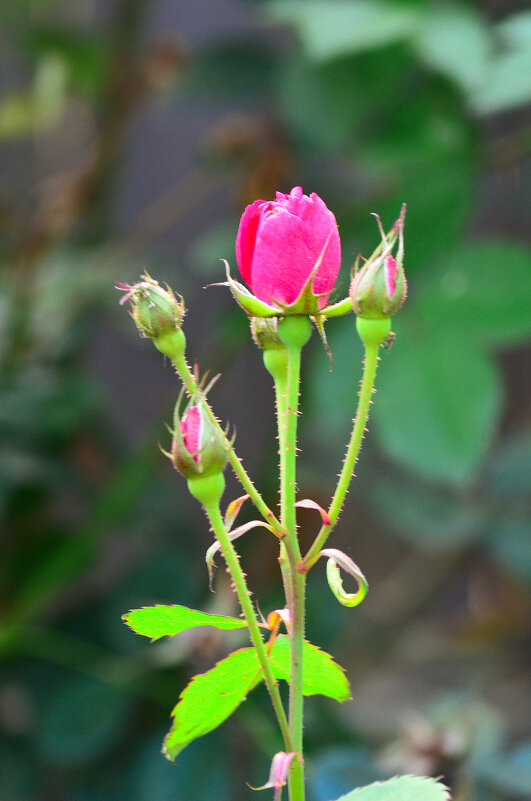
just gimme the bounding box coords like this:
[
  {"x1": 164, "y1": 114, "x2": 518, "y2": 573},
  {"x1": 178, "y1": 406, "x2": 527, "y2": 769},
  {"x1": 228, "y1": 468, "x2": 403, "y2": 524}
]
[{"x1": 0, "y1": 1, "x2": 530, "y2": 799}]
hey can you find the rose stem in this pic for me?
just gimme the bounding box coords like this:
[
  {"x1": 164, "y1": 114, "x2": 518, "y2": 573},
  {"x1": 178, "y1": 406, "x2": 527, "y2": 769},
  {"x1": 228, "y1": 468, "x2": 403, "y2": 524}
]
[
  {"x1": 156, "y1": 332, "x2": 284, "y2": 536},
  {"x1": 277, "y1": 316, "x2": 313, "y2": 801},
  {"x1": 201, "y1": 488, "x2": 293, "y2": 752}
]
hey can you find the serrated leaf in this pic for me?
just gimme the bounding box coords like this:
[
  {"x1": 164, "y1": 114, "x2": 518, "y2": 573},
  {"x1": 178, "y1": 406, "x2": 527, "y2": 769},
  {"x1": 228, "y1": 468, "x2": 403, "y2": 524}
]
[
  {"x1": 123, "y1": 604, "x2": 247, "y2": 641},
  {"x1": 163, "y1": 637, "x2": 349, "y2": 759},
  {"x1": 269, "y1": 635, "x2": 350, "y2": 702},
  {"x1": 163, "y1": 647, "x2": 262, "y2": 761},
  {"x1": 333, "y1": 774, "x2": 451, "y2": 801}
]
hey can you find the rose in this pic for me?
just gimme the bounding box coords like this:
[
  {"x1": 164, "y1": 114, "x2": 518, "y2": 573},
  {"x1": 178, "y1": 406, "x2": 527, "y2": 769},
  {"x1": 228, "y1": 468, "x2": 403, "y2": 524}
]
[{"x1": 235, "y1": 186, "x2": 341, "y2": 310}]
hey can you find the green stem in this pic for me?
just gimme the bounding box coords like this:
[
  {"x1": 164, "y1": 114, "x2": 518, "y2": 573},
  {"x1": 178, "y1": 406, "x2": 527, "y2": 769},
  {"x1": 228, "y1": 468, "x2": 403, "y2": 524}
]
[
  {"x1": 277, "y1": 316, "x2": 312, "y2": 801},
  {"x1": 263, "y1": 348, "x2": 293, "y2": 612},
  {"x1": 301, "y1": 318, "x2": 389, "y2": 571},
  {"x1": 156, "y1": 331, "x2": 283, "y2": 536},
  {"x1": 202, "y1": 498, "x2": 293, "y2": 752}
]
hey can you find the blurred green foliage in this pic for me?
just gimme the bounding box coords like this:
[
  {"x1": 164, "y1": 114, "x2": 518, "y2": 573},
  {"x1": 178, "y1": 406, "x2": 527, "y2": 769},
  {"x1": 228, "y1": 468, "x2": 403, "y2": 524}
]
[{"x1": 0, "y1": 0, "x2": 529, "y2": 799}]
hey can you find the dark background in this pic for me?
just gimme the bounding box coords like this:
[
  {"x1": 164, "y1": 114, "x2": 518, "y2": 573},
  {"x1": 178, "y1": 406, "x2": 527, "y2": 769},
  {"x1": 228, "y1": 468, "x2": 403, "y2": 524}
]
[{"x1": 0, "y1": 1, "x2": 530, "y2": 799}]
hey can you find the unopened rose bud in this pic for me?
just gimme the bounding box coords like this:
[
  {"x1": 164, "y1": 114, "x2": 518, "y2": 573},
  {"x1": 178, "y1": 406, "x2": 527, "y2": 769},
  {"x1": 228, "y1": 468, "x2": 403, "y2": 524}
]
[
  {"x1": 117, "y1": 273, "x2": 185, "y2": 340},
  {"x1": 350, "y1": 205, "x2": 407, "y2": 320},
  {"x1": 231, "y1": 186, "x2": 341, "y2": 316},
  {"x1": 171, "y1": 398, "x2": 227, "y2": 481}
]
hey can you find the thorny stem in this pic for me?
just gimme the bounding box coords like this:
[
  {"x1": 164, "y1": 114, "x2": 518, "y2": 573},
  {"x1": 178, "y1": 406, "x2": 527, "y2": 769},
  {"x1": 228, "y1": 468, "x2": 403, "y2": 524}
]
[
  {"x1": 203, "y1": 500, "x2": 293, "y2": 752},
  {"x1": 301, "y1": 324, "x2": 386, "y2": 572},
  {"x1": 277, "y1": 316, "x2": 313, "y2": 801},
  {"x1": 165, "y1": 342, "x2": 284, "y2": 536},
  {"x1": 263, "y1": 348, "x2": 293, "y2": 613}
]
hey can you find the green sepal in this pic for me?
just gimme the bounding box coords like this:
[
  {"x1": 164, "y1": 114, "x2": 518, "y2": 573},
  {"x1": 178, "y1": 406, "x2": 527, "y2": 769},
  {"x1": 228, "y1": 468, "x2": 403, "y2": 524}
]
[
  {"x1": 319, "y1": 295, "x2": 353, "y2": 318},
  {"x1": 222, "y1": 261, "x2": 282, "y2": 317}
]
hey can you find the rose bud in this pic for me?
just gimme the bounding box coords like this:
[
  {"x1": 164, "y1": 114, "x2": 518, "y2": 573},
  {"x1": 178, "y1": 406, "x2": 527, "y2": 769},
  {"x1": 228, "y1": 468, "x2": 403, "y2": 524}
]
[
  {"x1": 116, "y1": 273, "x2": 186, "y2": 359},
  {"x1": 250, "y1": 317, "x2": 284, "y2": 351},
  {"x1": 117, "y1": 273, "x2": 184, "y2": 336},
  {"x1": 171, "y1": 397, "x2": 228, "y2": 481},
  {"x1": 349, "y1": 204, "x2": 407, "y2": 320},
  {"x1": 231, "y1": 186, "x2": 341, "y2": 315}
]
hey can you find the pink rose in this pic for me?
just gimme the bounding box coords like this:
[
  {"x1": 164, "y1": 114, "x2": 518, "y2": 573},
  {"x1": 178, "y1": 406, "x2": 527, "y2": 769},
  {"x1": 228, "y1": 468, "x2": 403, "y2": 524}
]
[{"x1": 235, "y1": 186, "x2": 341, "y2": 309}]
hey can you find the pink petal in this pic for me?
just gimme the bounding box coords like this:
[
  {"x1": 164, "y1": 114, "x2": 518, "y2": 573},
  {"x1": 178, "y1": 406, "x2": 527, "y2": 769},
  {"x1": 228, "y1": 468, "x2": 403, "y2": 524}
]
[
  {"x1": 272, "y1": 190, "x2": 340, "y2": 305},
  {"x1": 180, "y1": 405, "x2": 202, "y2": 461},
  {"x1": 384, "y1": 254, "x2": 397, "y2": 299},
  {"x1": 235, "y1": 199, "x2": 269, "y2": 285},
  {"x1": 250, "y1": 205, "x2": 314, "y2": 305}
]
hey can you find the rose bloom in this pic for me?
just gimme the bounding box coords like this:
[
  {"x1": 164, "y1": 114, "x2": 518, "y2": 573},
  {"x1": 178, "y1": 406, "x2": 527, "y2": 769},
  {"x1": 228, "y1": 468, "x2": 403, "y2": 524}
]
[{"x1": 236, "y1": 186, "x2": 341, "y2": 309}]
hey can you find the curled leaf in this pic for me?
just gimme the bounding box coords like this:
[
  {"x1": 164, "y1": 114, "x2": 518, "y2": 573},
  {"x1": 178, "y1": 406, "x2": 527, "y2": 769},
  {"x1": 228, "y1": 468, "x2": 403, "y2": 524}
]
[
  {"x1": 249, "y1": 751, "x2": 299, "y2": 800},
  {"x1": 321, "y1": 548, "x2": 368, "y2": 608},
  {"x1": 294, "y1": 498, "x2": 331, "y2": 526},
  {"x1": 267, "y1": 607, "x2": 291, "y2": 633},
  {"x1": 224, "y1": 493, "x2": 249, "y2": 530},
  {"x1": 206, "y1": 520, "x2": 275, "y2": 590}
]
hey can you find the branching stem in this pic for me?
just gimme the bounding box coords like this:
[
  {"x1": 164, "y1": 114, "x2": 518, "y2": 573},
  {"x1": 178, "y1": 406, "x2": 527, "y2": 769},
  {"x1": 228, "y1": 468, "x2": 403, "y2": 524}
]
[
  {"x1": 162, "y1": 339, "x2": 284, "y2": 536},
  {"x1": 276, "y1": 316, "x2": 313, "y2": 801},
  {"x1": 203, "y1": 499, "x2": 293, "y2": 752}
]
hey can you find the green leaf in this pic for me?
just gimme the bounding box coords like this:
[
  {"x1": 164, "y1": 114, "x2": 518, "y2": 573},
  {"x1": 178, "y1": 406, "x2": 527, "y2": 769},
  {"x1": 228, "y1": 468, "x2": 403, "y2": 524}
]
[
  {"x1": 123, "y1": 604, "x2": 248, "y2": 641},
  {"x1": 277, "y1": 48, "x2": 410, "y2": 151},
  {"x1": 333, "y1": 775, "x2": 451, "y2": 801},
  {"x1": 163, "y1": 637, "x2": 349, "y2": 759},
  {"x1": 498, "y1": 10, "x2": 531, "y2": 50},
  {"x1": 270, "y1": 635, "x2": 350, "y2": 701},
  {"x1": 163, "y1": 647, "x2": 261, "y2": 761},
  {"x1": 373, "y1": 317, "x2": 502, "y2": 484},
  {"x1": 417, "y1": 242, "x2": 531, "y2": 346},
  {"x1": 471, "y1": 46, "x2": 531, "y2": 114},
  {"x1": 269, "y1": 1, "x2": 422, "y2": 61},
  {"x1": 413, "y1": 5, "x2": 492, "y2": 93}
]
